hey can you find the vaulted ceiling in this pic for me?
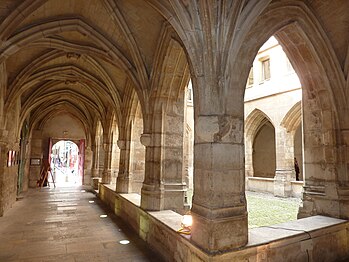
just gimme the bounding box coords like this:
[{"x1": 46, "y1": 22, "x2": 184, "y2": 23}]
[
  {"x1": 0, "y1": 0, "x2": 348, "y2": 141},
  {"x1": 0, "y1": 0, "x2": 176, "y2": 140}
]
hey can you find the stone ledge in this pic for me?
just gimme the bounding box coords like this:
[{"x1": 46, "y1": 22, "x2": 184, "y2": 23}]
[
  {"x1": 291, "y1": 180, "x2": 304, "y2": 184},
  {"x1": 247, "y1": 216, "x2": 347, "y2": 247},
  {"x1": 99, "y1": 184, "x2": 349, "y2": 261},
  {"x1": 247, "y1": 177, "x2": 274, "y2": 181}
]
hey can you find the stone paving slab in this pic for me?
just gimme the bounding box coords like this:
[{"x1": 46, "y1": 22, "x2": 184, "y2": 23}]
[{"x1": 0, "y1": 186, "x2": 163, "y2": 262}]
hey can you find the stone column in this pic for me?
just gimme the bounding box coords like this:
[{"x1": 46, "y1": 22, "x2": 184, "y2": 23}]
[
  {"x1": 274, "y1": 126, "x2": 295, "y2": 197},
  {"x1": 140, "y1": 108, "x2": 186, "y2": 213},
  {"x1": 245, "y1": 138, "x2": 253, "y2": 178},
  {"x1": 101, "y1": 142, "x2": 112, "y2": 184},
  {"x1": 140, "y1": 133, "x2": 164, "y2": 210},
  {"x1": 162, "y1": 109, "x2": 186, "y2": 213},
  {"x1": 338, "y1": 129, "x2": 349, "y2": 219},
  {"x1": 90, "y1": 143, "x2": 101, "y2": 189},
  {"x1": 83, "y1": 146, "x2": 92, "y2": 185},
  {"x1": 98, "y1": 140, "x2": 105, "y2": 177},
  {"x1": 298, "y1": 96, "x2": 341, "y2": 218},
  {"x1": 110, "y1": 136, "x2": 120, "y2": 185},
  {"x1": 191, "y1": 114, "x2": 248, "y2": 252},
  {"x1": 116, "y1": 139, "x2": 132, "y2": 192},
  {"x1": 91, "y1": 144, "x2": 99, "y2": 178}
]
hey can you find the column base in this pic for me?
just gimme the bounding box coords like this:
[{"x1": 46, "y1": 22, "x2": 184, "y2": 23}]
[
  {"x1": 191, "y1": 209, "x2": 248, "y2": 253},
  {"x1": 140, "y1": 182, "x2": 187, "y2": 212},
  {"x1": 116, "y1": 173, "x2": 131, "y2": 193},
  {"x1": 92, "y1": 177, "x2": 102, "y2": 190},
  {"x1": 102, "y1": 169, "x2": 112, "y2": 184},
  {"x1": 163, "y1": 182, "x2": 187, "y2": 214},
  {"x1": 141, "y1": 183, "x2": 164, "y2": 211}
]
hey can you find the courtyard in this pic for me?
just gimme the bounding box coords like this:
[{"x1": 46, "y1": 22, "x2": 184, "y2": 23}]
[{"x1": 247, "y1": 191, "x2": 301, "y2": 228}]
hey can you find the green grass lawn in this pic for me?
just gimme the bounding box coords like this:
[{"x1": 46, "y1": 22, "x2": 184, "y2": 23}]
[{"x1": 246, "y1": 192, "x2": 301, "y2": 228}]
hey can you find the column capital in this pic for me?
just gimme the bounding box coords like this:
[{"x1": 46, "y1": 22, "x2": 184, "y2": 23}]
[
  {"x1": 141, "y1": 183, "x2": 164, "y2": 211},
  {"x1": 140, "y1": 133, "x2": 151, "y2": 147},
  {"x1": 117, "y1": 140, "x2": 126, "y2": 149},
  {"x1": 103, "y1": 142, "x2": 112, "y2": 151}
]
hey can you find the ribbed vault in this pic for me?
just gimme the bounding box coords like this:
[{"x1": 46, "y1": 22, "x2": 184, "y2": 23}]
[{"x1": 0, "y1": 0, "x2": 191, "y2": 148}]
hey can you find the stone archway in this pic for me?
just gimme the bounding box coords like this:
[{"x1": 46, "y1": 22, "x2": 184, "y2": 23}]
[
  {"x1": 281, "y1": 101, "x2": 303, "y2": 182},
  {"x1": 229, "y1": 1, "x2": 345, "y2": 219},
  {"x1": 51, "y1": 140, "x2": 81, "y2": 187},
  {"x1": 252, "y1": 121, "x2": 276, "y2": 178},
  {"x1": 245, "y1": 109, "x2": 275, "y2": 178}
]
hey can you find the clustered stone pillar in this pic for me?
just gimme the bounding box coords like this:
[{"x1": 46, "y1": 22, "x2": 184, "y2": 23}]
[
  {"x1": 244, "y1": 137, "x2": 254, "y2": 178},
  {"x1": 110, "y1": 135, "x2": 119, "y2": 185},
  {"x1": 298, "y1": 94, "x2": 340, "y2": 218},
  {"x1": 191, "y1": 114, "x2": 248, "y2": 252},
  {"x1": 83, "y1": 146, "x2": 92, "y2": 185},
  {"x1": 140, "y1": 104, "x2": 186, "y2": 213},
  {"x1": 140, "y1": 133, "x2": 163, "y2": 210},
  {"x1": 116, "y1": 139, "x2": 131, "y2": 193},
  {"x1": 90, "y1": 143, "x2": 101, "y2": 189},
  {"x1": 101, "y1": 142, "x2": 112, "y2": 184},
  {"x1": 91, "y1": 144, "x2": 99, "y2": 178},
  {"x1": 163, "y1": 102, "x2": 186, "y2": 213},
  {"x1": 274, "y1": 127, "x2": 295, "y2": 197},
  {"x1": 339, "y1": 129, "x2": 349, "y2": 219},
  {"x1": 98, "y1": 140, "x2": 105, "y2": 177}
]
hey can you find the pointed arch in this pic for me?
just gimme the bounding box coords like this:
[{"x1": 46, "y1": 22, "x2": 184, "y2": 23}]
[
  {"x1": 245, "y1": 108, "x2": 275, "y2": 142},
  {"x1": 281, "y1": 101, "x2": 302, "y2": 133},
  {"x1": 228, "y1": 1, "x2": 345, "y2": 129}
]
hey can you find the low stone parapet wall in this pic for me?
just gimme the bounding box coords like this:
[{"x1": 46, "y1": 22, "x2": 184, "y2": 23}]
[
  {"x1": 99, "y1": 183, "x2": 349, "y2": 262},
  {"x1": 246, "y1": 177, "x2": 274, "y2": 194},
  {"x1": 291, "y1": 180, "x2": 303, "y2": 198},
  {"x1": 246, "y1": 177, "x2": 304, "y2": 198}
]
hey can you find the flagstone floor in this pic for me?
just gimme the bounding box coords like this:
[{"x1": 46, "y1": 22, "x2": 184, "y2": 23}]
[{"x1": 0, "y1": 187, "x2": 163, "y2": 262}]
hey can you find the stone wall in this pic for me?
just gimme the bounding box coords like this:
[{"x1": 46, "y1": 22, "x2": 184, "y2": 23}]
[
  {"x1": 0, "y1": 145, "x2": 18, "y2": 216},
  {"x1": 99, "y1": 184, "x2": 349, "y2": 262},
  {"x1": 0, "y1": 98, "x2": 21, "y2": 216}
]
